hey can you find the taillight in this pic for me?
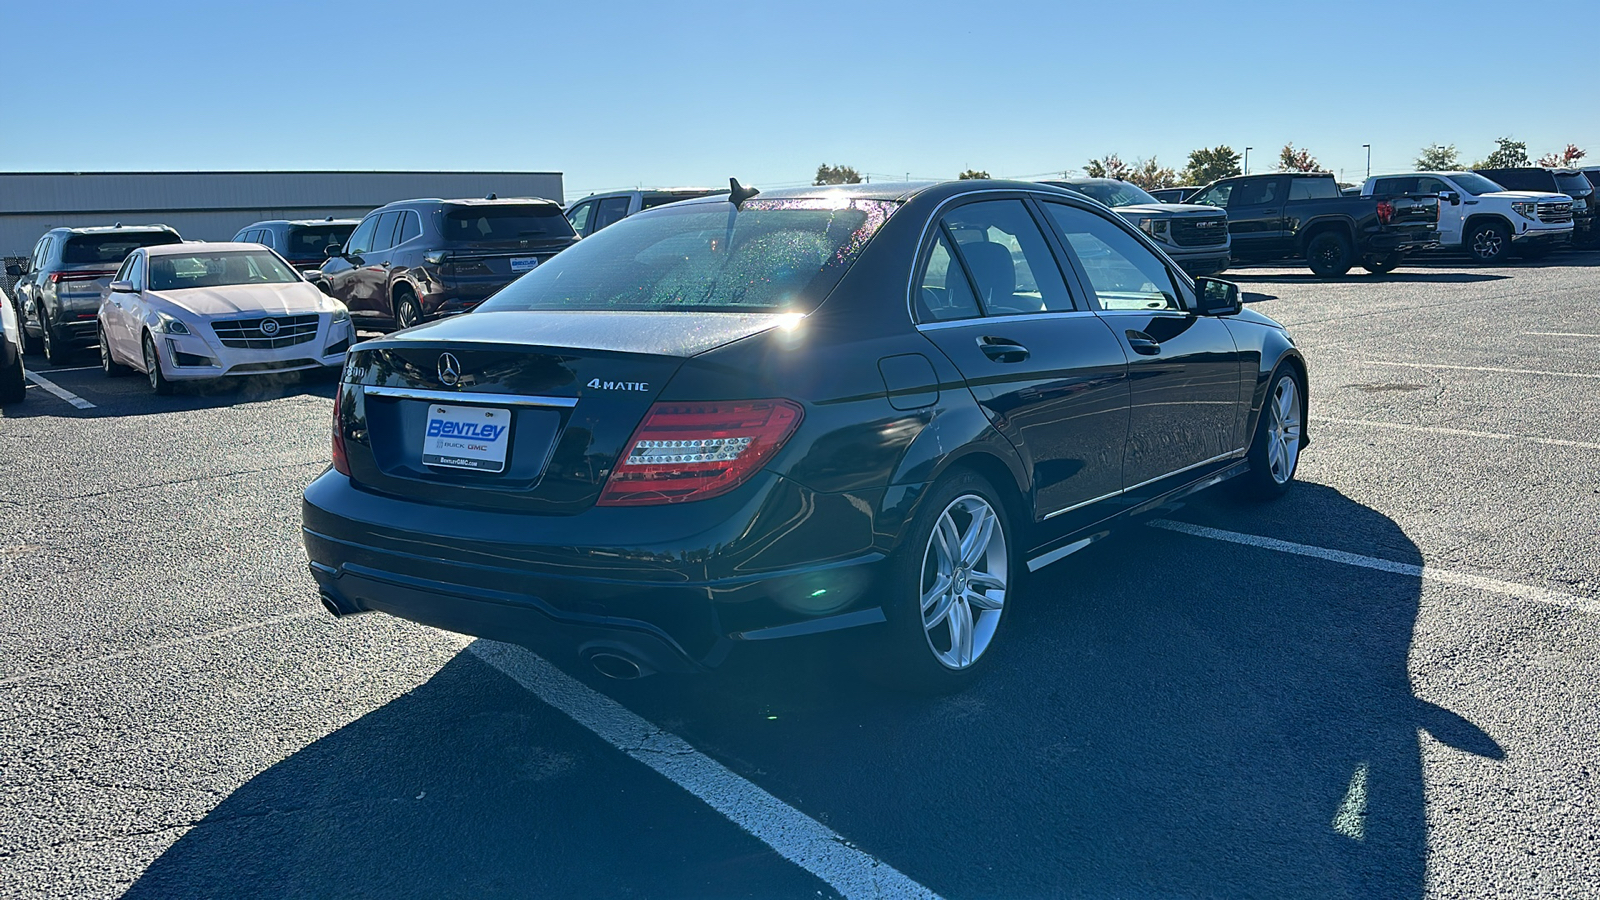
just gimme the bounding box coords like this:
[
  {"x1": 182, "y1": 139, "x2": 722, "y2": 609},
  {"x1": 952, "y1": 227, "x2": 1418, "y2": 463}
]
[
  {"x1": 1376, "y1": 200, "x2": 1394, "y2": 225},
  {"x1": 597, "y1": 400, "x2": 803, "y2": 507},
  {"x1": 331, "y1": 386, "x2": 351, "y2": 476},
  {"x1": 50, "y1": 272, "x2": 108, "y2": 284}
]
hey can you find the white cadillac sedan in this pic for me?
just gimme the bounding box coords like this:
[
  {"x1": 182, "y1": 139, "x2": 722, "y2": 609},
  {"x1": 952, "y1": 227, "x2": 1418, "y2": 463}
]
[{"x1": 97, "y1": 242, "x2": 353, "y2": 393}]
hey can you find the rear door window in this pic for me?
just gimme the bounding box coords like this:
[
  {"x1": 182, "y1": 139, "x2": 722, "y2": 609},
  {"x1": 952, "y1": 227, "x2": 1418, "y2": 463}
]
[
  {"x1": 943, "y1": 200, "x2": 1075, "y2": 315},
  {"x1": 1043, "y1": 203, "x2": 1181, "y2": 312},
  {"x1": 916, "y1": 231, "x2": 982, "y2": 322},
  {"x1": 1288, "y1": 178, "x2": 1338, "y2": 200},
  {"x1": 368, "y1": 212, "x2": 400, "y2": 253}
]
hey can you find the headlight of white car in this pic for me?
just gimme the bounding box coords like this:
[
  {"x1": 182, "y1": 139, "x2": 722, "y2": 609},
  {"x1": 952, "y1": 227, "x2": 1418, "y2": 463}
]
[
  {"x1": 1511, "y1": 201, "x2": 1538, "y2": 219},
  {"x1": 154, "y1": 311, "x2": 191, "y2": 335},
  {"x1": 331, "y1": 305, "x2": 350, "y2": 324}
]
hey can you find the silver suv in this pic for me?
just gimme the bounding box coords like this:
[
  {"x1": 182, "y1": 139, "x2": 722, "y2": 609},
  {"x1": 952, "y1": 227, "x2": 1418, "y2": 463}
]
[
  {"x1": 7, "y1": 225, "x2": 182, "y2": 363},
  {"x1": 565, "y1": 188, "x2": 729, "y2": 237}
]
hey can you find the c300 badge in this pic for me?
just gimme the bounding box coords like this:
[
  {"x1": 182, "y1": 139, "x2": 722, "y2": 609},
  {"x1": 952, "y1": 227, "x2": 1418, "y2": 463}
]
[{"x1": 587, "y1": 378, "x2": 649, "y2": 391}]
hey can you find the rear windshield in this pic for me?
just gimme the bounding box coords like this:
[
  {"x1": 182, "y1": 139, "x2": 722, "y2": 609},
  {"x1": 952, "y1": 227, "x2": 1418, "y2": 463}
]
[
  {"x1": 62, "y1": 231, "x2": 181, "y2": 265},
  {"x1": 285, "y1": 224, "x2": 355, "y2": 258},
  {"x1": 441, "y1": 205, "x2": 575, "y2": 244},
  {"x1": 149, "y1": 250, "x2": 300, "y2": 291},
  {"x1": 1555, "y1": 172, "x2": 1592, "y2": 196},
  {"x1": 479, "y1": 197, "x2": 899, "y2": 315},
  {"x1": 1065, "y1": 181, "x2": 1158, "y2": 207}
]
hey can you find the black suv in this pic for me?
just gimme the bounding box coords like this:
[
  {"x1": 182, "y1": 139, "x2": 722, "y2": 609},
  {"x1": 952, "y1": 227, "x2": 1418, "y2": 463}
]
[
  {"x1": 232, "y1": 218, "x2": 360, "y2": 272},
  {"x1": 317, "y1": 197, "x2": 578, "y2": 329},
  {"x1": 1475, "y1": 168, "x2": 1596, "y2": 246}
]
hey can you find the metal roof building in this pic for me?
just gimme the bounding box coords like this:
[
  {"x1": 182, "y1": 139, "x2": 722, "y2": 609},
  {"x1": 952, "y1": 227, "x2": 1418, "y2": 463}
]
[{"x1": 0, "y1": 170, "x2": 564, "y2": 261}]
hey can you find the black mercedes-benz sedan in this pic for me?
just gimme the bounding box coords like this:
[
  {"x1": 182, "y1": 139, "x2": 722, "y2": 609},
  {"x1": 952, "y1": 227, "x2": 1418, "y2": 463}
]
[{"x1": 302, "y1": 180, "x2": 1308, "y2": 691}]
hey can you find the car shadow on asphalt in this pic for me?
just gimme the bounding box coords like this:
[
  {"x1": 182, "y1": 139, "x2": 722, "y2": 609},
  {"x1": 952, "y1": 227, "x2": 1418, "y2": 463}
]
[
  {"x1": 124, "y1": 484, "x2": 1501, "y2": 898},
  {"x1": 1228, "y1": 271, "x2": 1509, "y2": 285}
]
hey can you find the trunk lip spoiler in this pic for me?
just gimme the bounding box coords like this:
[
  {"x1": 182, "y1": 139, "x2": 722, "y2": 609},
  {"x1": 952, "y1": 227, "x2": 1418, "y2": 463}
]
[{"x1": 361, "y1": 385, "x2": 579, "y2": 408}]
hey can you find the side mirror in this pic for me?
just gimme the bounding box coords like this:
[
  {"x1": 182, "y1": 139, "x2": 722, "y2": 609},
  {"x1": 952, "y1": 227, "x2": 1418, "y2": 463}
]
[
  {"x1": 110, "y1": 280, "x2": 136, "y2": 293},
  {"x1": 324, "y1": 244, "x2": 342, "y2": 258},
  {"x1": 1445, "y1": 191, "x2": 1461, "y2": 206},
  {"x1": 1193, "y1": 277, "x2": 1242, "y2": 316},
  {"x1": 4, "y1": 264, "x2": 19, "y2": 277}
]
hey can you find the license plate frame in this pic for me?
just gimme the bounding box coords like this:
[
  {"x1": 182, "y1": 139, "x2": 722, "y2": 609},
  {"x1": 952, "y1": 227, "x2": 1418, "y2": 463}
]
[{"x1": 423, "y1": 404, "x2": 512, "y2": 473}]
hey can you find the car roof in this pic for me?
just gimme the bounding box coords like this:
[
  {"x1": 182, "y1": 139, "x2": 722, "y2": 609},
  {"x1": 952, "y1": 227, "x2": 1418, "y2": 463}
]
[
  {"x1": 145, "y1": 241, "x2": 269, "y2": 256},
  {"x1": 661, "y1": 180, "x2": 1080, "y2": 210},
  {"x1": 378, "y1": 197, "x2": 563, "y2": 210},
  {"x1": 242, "y1": 219, "x2": 362, "y2": 228}
]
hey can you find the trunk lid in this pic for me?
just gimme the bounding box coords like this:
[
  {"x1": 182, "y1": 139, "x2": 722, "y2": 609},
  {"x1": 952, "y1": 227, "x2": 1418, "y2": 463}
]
[{"x1": 341, "y1": 310, "x2": 793, "y2": 513}]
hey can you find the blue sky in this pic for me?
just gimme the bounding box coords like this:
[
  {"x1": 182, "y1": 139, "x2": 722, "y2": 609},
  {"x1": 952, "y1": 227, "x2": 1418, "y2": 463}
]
[{"x1": 2, "y1": 0, "x2": 1594, "y2": 200}]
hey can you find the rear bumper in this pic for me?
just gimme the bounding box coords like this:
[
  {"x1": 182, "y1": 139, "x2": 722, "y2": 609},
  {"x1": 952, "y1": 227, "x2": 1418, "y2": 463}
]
[{"x1": 300, "y1": 469, "x2": 891, "y2": 669}]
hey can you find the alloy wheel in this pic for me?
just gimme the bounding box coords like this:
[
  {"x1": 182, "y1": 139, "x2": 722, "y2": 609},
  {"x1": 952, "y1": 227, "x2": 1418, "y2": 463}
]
[
  {"x1": 1471, "y1": 228, "x2": 1503, "y2": 260},
  {"x1": 1266, "y1": 375, "x2": 1302, "y2": 484},
  {"x1": 919, "y1": 494, "x2": 1008, "y2": 670},
  {"x1": 99, "y1": 328, "x2": 112, "y2": 374}
]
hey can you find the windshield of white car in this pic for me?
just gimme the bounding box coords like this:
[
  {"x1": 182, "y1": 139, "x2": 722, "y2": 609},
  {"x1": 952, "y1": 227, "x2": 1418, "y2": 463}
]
[
  {"x1": 1448, "y1": 173, "x2": 1507, "y2": 196},
  {"x1": 147, "y1": 251, "x2": 300, "y2": 291},
  {"x1": 1065, "y1": 182, "x2": 1160, "y2": 207}
]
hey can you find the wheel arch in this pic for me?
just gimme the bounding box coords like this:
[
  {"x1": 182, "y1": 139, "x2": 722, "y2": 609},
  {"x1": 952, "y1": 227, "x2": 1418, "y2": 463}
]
[{"x1": 1296, "y1": 217, "x2": 1357, "y2": 251}]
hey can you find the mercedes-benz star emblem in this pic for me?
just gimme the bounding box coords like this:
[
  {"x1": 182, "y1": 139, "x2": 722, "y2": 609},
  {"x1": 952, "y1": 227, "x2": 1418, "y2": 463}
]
[
  {"x1": 438, "y1": 352, "x2": 462, "y2": 387},
  {"x1": 258, "y1": 318, "x2": 280, "y2": 336}
]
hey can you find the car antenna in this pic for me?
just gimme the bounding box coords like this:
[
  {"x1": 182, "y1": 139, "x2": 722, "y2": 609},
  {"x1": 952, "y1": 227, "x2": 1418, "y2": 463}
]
[
  {"x1": 485, "y1": 192, "x2": 497, "y2": 200},
  {"x1": 728, "y1": 177, "x2": 760, "y2": 207}
]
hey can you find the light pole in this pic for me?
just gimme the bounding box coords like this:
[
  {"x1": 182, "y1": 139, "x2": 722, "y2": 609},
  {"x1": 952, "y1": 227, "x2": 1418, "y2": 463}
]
[
  {"x1": 1363, "y1": 144, "x2": 1371, "y2": 178},
  {"x1": 1243, "y1": 147, "x2": 1252, "y2": 175}
]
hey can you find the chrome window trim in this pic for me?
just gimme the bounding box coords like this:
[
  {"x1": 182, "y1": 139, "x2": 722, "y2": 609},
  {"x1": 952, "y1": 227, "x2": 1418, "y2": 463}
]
[
  {"x1": 915, "y1": 309, "x2": 1099, "y2": 331},
  {"x1": 1039, "y1": 449, "x2": 1246, "y2": 521},
  {"x1": 360, "y1": 385, "x2": 579, "y2": 408}
]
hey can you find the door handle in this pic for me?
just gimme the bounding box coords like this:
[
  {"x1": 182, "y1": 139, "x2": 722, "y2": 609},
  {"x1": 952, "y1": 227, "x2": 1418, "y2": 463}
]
[
  {"x1": 977, "y1": 336, "x2": 1030, "y2": 363},
  {"x1": 1126, "y1": 330, "x2": 1162, "y2": 355}
]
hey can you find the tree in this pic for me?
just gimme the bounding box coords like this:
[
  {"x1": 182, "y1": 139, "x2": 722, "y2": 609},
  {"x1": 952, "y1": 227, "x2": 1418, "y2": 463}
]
[
  {"x1": 814, "y1": 164, "x2": 862, "y2": 186},
  {"x1": 1475, "y1": 137, "x2": 1528, "y2": 169},
  {"x1": 958, "y1": 169, "x2": 990, "y2": 180},
  {"x1": 1126, "y1": 157, "x2": 1178, "y2": 190},
  {"x1": 1537, "y1": 144, "x2": 1587, "y2": 168},
  {"x1": 1277, "y1": 142, "x2": 1321, "y2": 172},
  {"x1": 1180, "y1": 145, "x2": 1241, "y2": 186},
  {"x1": 1082, "y1": 154, "x2": 1131, "y2": 180},
  {"x1": 1415, "y1": 143, "x2": 1461, "y2": 170}
]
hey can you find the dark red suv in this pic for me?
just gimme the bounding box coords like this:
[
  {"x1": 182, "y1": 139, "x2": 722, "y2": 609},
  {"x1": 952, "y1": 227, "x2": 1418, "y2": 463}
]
[{"x1": 317, "y1": 197, "x2": 577, "y2": 329}]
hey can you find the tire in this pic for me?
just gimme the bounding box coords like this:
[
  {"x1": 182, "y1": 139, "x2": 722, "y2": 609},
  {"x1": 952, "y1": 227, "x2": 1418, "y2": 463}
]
[
  {"x1": 142, "y1": 332, "x2": 174, "y2": 395},
  {"x1": 40, "y1": 307, "x2": 70, "y2": 365},
  {"x1": 394, "y1": 291, "x2": 423, "y2": 330},
  {"x1": 875, "y1": 469, "x2": 1016, "y2": 693},
  {"x1": 1305, "y1": 231, "x2": 1353, "y2": 277},
  {"x1": 1465, "y1": 220, "x2": 1510, "y2": 264},
  {"x1": 1236, "y1": 367, "x2": 1305, "y2": 500},
  {"x1": 0, "y1": 348, "x2": 24, "y2": 404},
  {"x1": 99, "y1": 324, "x2": 131, "y2": 377},
  {"x1": 1361, "y1": 252, "x2": 1403, "y2": 275}
]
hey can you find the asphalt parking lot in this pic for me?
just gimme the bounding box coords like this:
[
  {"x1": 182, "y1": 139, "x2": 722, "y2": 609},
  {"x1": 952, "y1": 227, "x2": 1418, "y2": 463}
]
[{"x1": 3, "y1": 254, "x2": 1598, "y2": 899}]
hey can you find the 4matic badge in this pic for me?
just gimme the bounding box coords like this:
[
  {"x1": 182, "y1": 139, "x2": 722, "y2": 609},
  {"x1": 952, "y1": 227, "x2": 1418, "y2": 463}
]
[{"x1": 587, "y1": 379, "x2": 650, "y2": 391}]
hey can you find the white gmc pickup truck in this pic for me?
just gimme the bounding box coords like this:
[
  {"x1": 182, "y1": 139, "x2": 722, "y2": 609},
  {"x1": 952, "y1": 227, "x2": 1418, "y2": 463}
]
[{"x1": 1360, "y1": 171, "x2": 1572, "y2": 263}]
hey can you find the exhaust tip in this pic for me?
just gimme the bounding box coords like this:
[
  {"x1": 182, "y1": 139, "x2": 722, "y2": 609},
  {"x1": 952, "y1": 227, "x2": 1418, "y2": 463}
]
[
  {"x1": 588, "y1": 652, "x2": 645, "y2": 680},
  {"x1": 319, "y1": 591, "x2": 363, "y2": 618}
]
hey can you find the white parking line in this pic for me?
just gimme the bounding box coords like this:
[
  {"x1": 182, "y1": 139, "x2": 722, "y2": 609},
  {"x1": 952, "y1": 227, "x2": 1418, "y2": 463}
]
[
  {"x1": 1356, "y1": 360, "x2": 1600, "y2": 380},
  {"x1": 1522, "y1": 332, "x2": 1600, "y2": 338},
  {"x1": 24, "y1": 371, "x2": 96, "y2": 409},
  {"x1": 34, "y1": 364, "x2": 101, "y2": 373},
  {"x1": 470, "y1": 640, "x2": 944, "y2": 900},
  {"x1": 1149, "y1": 520, "x2": 1600, "y2": 616},
  {"x1": 1312, "y1": 416, "x2": 1600, "y2": 451}
]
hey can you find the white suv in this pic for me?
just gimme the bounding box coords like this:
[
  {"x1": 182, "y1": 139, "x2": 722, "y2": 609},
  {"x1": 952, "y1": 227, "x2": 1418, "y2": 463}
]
[{"x1": 1361, "y1": 171, "x2": 1572, "y2": 263}]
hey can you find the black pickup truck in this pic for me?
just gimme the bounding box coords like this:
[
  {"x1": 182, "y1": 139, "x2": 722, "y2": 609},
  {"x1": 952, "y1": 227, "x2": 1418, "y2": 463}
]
[{"x1": 1187, "y1": 172, "x2": 1441, "y2": 276}]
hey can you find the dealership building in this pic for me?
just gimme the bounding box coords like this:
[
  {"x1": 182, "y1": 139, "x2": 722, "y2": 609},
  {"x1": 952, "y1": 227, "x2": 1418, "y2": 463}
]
[{"x1": 0, "y1": 170, "x2": 565, "y2": 265}]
